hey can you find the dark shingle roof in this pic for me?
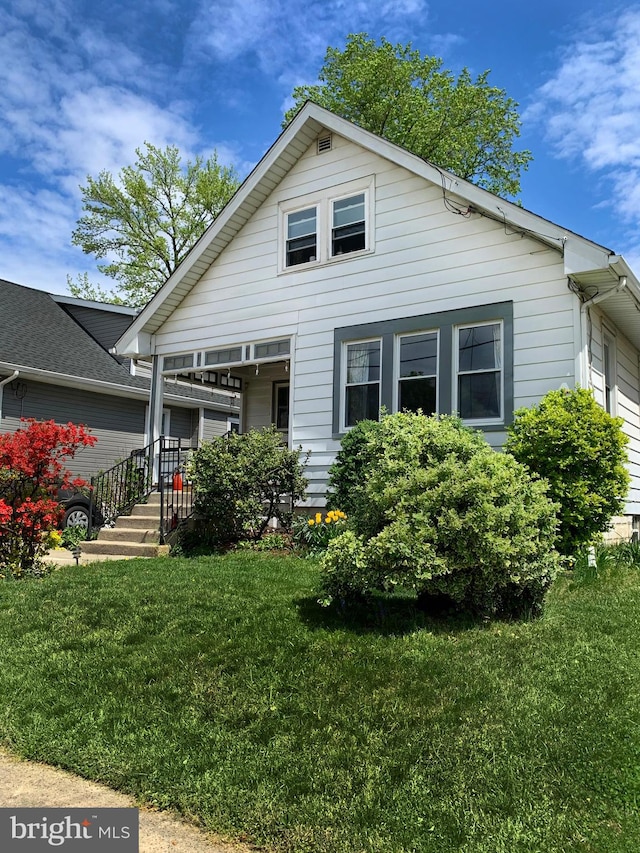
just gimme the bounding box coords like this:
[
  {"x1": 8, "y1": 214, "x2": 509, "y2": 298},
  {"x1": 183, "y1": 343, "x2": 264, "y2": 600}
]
[{"x1": 0, "y1": 279, "x2": 237, "y2": 410}]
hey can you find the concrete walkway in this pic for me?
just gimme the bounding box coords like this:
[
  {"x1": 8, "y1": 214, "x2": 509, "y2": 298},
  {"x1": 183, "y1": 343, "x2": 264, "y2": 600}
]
[
  {"x1": 0, "y1": 750, "x2": 256, "y2": 853},
  {"x1": 45, "y1": 548, "x2": 136, "y2": 566}
]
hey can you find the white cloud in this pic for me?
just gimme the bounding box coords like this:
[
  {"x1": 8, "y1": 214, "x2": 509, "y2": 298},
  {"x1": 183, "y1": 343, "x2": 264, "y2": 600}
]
[
  {"x1": 190, "y1": 0, "x2": 430, "y2": 78},
  {"x1": 0, "y1": 1, "x2": 245, "y2": 293},
  {"x1": 528, "y1": 8, "x2": 640, "y2": 262}
]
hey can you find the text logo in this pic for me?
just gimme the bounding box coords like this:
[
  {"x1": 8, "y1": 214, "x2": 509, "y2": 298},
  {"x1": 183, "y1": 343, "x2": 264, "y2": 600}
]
[{"x1": 0, "y1": 808, "x2": 138, "y2": 851}]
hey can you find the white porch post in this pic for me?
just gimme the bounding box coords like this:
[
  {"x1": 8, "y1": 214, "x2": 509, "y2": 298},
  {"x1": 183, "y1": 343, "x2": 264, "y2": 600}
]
[{"x1": 148, "y1": 354, "x2": 164, "y2": 486}]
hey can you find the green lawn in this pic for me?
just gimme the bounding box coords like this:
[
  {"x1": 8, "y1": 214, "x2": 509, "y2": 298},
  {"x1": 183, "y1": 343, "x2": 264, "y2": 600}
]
[{"x1": 0, "y1": 553, "x2": 639, "y2": 852}]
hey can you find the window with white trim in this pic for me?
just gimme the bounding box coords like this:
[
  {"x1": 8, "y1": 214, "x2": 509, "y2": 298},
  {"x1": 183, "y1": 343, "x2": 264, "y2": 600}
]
[
  {"x1": 286, "y1": 207, "x2": 317, "y2": 266},
  {"x1": 343, "y1": 339, "x2": 381, "y2": 428},
  {"x1": 455, "y1": 322, "x2": 503, "y2": 422},
  {"x1": 397, "y1": 331, "x2": 438, "y2": 415},
  {"x1": 332, "y1": 193, "x2": 365, "y2": 257},
  {"x1": 280, "y1": 177, "x2": 374, "y2": 271}
]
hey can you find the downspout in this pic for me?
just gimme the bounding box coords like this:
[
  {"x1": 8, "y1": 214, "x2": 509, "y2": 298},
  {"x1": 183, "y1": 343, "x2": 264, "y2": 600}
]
[
  {"x1": 0, "y1": 370, "x2": 19, "y2": 426},
  {"x1": 578, "y1": 277, "x2": 627, "y2": 389}
]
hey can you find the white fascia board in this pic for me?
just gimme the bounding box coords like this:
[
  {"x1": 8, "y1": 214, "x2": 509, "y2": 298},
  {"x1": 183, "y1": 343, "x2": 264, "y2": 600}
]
[
  {"x1": 0, "y1": 361, "x2": 237, "y2": 413},
  {"x1": 112, "y1": 111, "x2": 321, "y2": 354},
  {"x1": 563, "y1": 239, "x2": 614, "y2": 276},
  {"x1": 162, "y1": 391, "x2": 239, "y2": 412},
  {"x1": 314, "y1": 106, "x2": 613, "y2": 262},
  {"x1": 112, "y1": 331, "x2": 153, "y2": 358}
]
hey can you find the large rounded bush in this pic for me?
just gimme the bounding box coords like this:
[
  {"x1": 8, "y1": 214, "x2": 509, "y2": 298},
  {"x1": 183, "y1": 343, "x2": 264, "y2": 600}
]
[
  {"x1": 321, "y1": 413, "x2": 559, "y2": 616},
  {"x1": 190, "y1": 426, "x2": 308, "y2": 545},
  {"x1": 505, "y1": 387, "x2": 630, "y2": 555}
]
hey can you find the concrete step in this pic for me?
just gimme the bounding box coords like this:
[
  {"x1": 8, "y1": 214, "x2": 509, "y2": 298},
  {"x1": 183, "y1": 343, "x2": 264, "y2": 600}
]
[
  {"x1": 98, "y1": 527, "x2": 160, "y2": 544},
  {"x1": 128, "y1": 504, "x2": 162, "y2": 519},
  {"x1": 114, "y1": 514, "x2": 159, "y2": 530},
  {"x1": 80, "y1": 540, "x2": 168, "y2": 558}
]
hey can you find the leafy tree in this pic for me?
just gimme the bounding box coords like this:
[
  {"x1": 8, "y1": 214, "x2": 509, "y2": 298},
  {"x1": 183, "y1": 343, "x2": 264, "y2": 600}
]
[
  {"x1": 0, "y1": 419, "x2": 96, "y2": 578},
  {"x1": 284, "y1": 33, "x2": 532, "y2": 198},
  {"x1": 71, "y1": 143, "x2": 240, "y2": 307},
  {"x1": 505, "y1": 387, "x2": 630, "y2": 555}
]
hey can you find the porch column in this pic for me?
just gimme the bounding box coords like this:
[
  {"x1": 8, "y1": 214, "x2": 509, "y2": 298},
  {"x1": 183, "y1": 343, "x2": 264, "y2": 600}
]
[{"x1": 147, "y1": 354, "x2": 164, "y2": 485}]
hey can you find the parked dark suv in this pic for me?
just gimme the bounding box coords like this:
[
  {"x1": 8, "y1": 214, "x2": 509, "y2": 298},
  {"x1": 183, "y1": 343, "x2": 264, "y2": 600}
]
[{"x1": 58, "y1": 488, "x2": 103, "y2": 531}]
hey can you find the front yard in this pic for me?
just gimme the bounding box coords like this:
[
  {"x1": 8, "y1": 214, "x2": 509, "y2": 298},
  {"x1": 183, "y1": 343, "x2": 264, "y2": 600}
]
[{"x1": 0, "y1": 553, "x2": 639, "y2": 852}]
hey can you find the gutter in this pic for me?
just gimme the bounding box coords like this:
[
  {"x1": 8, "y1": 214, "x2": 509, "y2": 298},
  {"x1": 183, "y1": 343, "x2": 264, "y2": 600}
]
[
  {"x1": 0, "y1": 362, "x2": 238, "y2": 413},
  {"x1": 0, "y1": 369, "x2": 20, "y2": 425}
]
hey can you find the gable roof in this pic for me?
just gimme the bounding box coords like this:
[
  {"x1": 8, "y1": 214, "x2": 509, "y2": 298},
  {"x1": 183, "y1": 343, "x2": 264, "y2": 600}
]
[
  {"x1": 115, "y1": 101, "x2": 640, "y2": 356},
  {"x1": 0, "y1": 279, "x2": 237, "y2": 411}
]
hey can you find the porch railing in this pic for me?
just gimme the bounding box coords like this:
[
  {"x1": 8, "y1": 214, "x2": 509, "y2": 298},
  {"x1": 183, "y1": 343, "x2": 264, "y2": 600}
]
[{"x1": 89, "y1": 437, "x2": 196, "y2": 538}]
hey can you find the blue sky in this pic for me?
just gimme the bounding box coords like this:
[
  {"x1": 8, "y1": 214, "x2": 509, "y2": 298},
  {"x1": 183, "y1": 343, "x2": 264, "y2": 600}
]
[{"x1": 1, "y1": 0, "x2": 639, "y2": 296}]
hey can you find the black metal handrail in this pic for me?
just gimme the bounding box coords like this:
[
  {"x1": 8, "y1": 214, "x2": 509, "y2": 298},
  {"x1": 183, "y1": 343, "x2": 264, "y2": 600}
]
[
  {"x1": 89, "y1": 439, "x2": 159, "y2": 533},
  {"x1": 158, "y1": 465, "x2": 193, "y2": 545},
  {"x1": 89, "y1": 436, "x2": 195, "y2": 533}
]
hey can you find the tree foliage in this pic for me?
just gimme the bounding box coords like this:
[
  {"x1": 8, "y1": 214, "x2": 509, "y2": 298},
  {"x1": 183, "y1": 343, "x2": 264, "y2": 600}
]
[
  {"x1": 71, "y1": 143, "x2": 240, "y2": 307},
  {"x1": 505, "y1": 387, "x2": 630, "y2": 555},
  {"x1": 321, "y1": 413, "x2": 559, "y2": 617},
  {"x1": 189, "y1": 426, "x2": 308, "y2": 546},
  {"x1": 285, "y1": 33, "x2": 532, "y2": 198},
  {"x1": 0, "y1": 419, "x2": 96, "y2": 578}
]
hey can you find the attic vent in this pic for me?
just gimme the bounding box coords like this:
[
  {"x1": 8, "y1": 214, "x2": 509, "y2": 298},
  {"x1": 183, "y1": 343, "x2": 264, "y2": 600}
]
[{"x1": 317, "y1": 134, "x2": 332, "y2": 154}]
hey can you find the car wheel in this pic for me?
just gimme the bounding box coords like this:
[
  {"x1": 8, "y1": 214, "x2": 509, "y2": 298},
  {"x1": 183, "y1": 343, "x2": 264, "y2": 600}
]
[{"x1": 63, "y1": 505, "x2": 90, "y2": 530}]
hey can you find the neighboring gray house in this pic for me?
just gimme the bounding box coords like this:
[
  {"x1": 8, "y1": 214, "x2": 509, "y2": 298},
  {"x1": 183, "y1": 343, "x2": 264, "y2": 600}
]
[
  {"x1": 0, "y1": 279, "x2": 239, "y2": 480},
  {"x1": 114, "y1": 103, "x2": 640, "y2": 534}
]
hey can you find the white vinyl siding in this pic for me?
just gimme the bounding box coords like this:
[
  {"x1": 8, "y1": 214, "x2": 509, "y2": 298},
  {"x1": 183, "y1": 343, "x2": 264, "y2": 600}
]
[
  {"x1": 151, "y1": 133, "x2": 582, "y2": 504},
  {"x1": 589, "y1": 309, "x2": 640, "y2": 513}
]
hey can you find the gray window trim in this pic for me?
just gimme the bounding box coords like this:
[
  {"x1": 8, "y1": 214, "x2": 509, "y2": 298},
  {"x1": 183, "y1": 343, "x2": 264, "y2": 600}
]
[{"x1": 332, "y1": 301, "x2": 514, "y2": 438}]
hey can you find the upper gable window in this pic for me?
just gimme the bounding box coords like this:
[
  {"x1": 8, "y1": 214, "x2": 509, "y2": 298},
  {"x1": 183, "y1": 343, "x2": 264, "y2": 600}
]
[
  {"x1": 286, "y1": 207, "x2": 317, "y2": 267},
  {"x1": 332, "y1": 194, "x2": 365, "y2": 257},
  {"x1": 279, "y1": 177, "x2": 374, "y2": 273}
]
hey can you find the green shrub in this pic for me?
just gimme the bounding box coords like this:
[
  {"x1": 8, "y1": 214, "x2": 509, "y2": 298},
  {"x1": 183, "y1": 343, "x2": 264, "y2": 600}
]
[
  {"x1": 320, "y1": 412, "x2": 559, "y2": 616},
  {"x1": 326, "y1": 418, "x2": 383, "y2": 516},
  {"x1": 189, "y1": 426, "x2": 308, "y2": 546},
  {"x1": 505, "y1": 387, "x2": 630, "y2": 555}
]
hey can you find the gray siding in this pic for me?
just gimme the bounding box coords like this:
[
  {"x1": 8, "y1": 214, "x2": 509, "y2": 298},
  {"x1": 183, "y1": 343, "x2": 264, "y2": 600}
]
[
  {"x1": 61, "y1": 305, "x2": 135, "y2": 350},
  {"x1": 202, "y1": 409, "x2": 229, "y2": 441},
  {"x1": 169, "y1": 406, "x2": 198, "y2": 446},
  {"x1": 1, "y1": 380, "x2": 145, "y2": 479}
]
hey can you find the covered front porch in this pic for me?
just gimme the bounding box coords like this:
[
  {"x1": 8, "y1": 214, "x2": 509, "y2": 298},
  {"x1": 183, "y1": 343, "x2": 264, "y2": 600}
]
[{"x1": 147, "y1": 335, "x2": 293, "y2": 450}]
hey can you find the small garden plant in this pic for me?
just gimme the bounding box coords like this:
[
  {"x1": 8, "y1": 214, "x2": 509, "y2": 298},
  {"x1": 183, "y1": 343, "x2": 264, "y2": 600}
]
[{"x1": 293, "y1": 509, "x2": 347, "y2": 556}]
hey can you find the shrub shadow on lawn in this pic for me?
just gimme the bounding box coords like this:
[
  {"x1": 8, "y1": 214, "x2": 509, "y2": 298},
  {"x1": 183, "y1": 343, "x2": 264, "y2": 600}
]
[{"x1": 295, "y1": 592, "x2": 488, "y2": 637}]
